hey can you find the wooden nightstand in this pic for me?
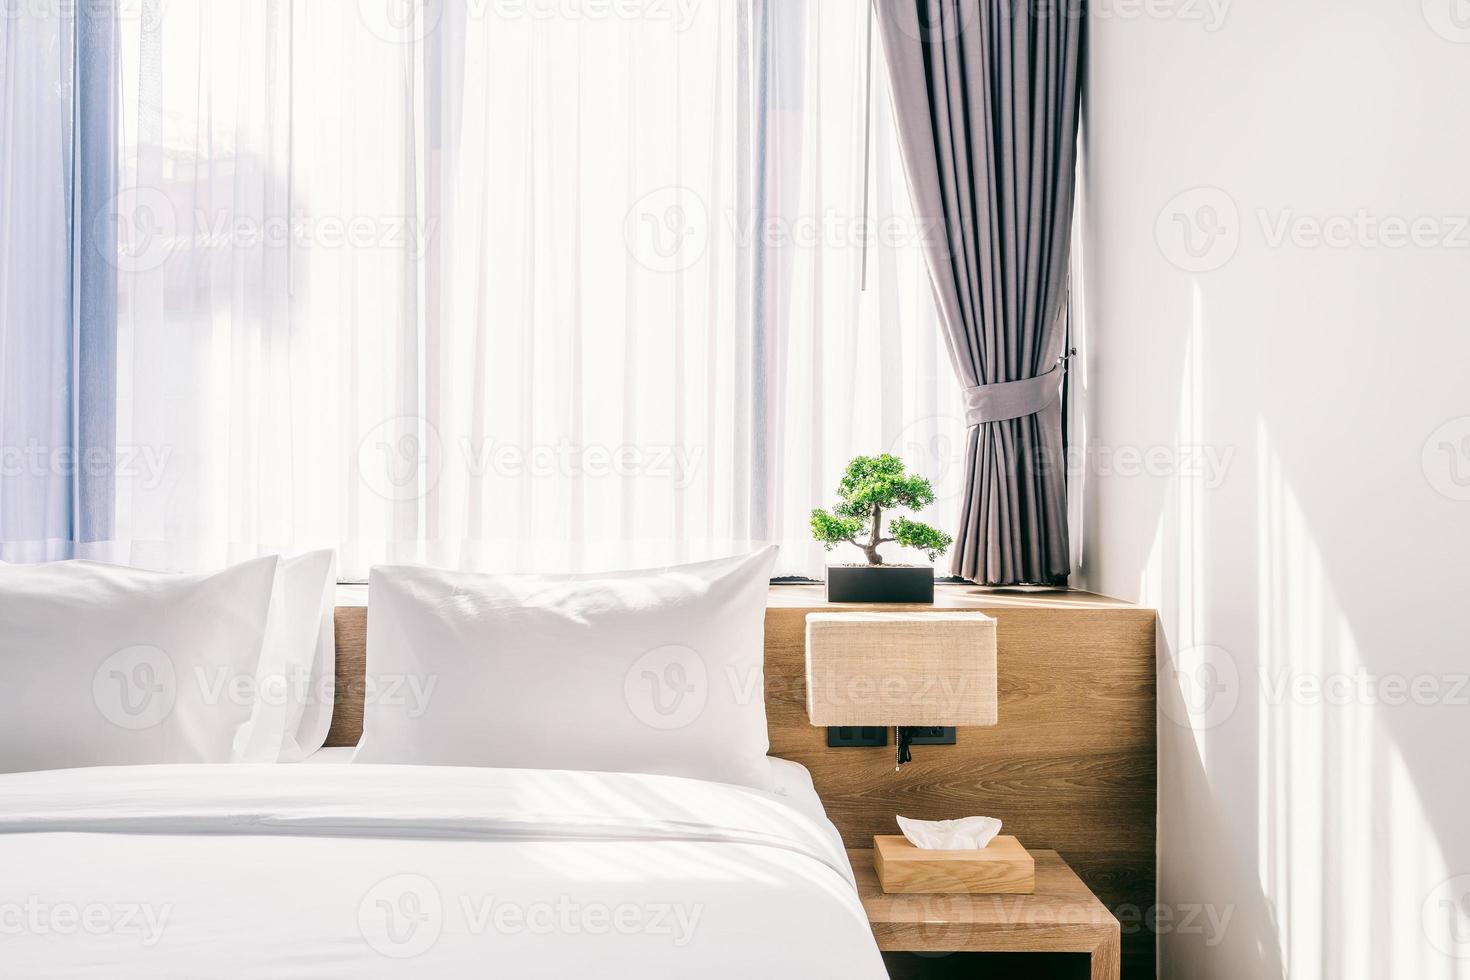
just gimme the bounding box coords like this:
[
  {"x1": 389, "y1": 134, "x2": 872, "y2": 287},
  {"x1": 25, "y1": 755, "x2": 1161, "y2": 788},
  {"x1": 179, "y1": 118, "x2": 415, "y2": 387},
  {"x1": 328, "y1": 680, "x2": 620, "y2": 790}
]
[{"x1": 848, "y1": 848, "x2": 1122, "y2": 980}]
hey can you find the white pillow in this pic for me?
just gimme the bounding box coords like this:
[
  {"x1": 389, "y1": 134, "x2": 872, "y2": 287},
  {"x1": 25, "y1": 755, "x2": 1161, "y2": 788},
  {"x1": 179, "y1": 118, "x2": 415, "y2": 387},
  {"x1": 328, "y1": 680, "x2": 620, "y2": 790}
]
[
  {"x1": 237, "y1": 550, "x2": 339, "y2": 762},
  {"x1": 355, "y1": 548, "x2": 777, "y2": 789},
  {"x1": 0, "y1": 556, "x2": 282, "y2": 773},
  {"x1": 46, "y1": 552, "x2": 339, "y2": 763}
]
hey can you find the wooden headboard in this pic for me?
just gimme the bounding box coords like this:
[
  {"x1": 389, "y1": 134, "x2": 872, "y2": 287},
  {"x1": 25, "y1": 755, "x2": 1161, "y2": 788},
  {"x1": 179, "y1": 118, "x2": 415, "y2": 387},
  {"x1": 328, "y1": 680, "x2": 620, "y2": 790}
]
[{"x1": 326, "y1": 586, "x2": 1156, "y2": 978}]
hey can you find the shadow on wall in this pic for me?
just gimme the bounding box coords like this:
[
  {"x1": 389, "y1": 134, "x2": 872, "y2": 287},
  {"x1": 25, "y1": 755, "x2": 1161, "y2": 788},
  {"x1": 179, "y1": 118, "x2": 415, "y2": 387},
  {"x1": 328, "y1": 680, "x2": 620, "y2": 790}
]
[
  {"x1": 1088, "y1": 272, "x2": 1470, "y2": 979},
  {"x1": 1156, "y1": 627, "x2": 1285, "y2": 979},
  {"x1": 1125, "y1": 281, "x2": 1286, "y2": 979}
]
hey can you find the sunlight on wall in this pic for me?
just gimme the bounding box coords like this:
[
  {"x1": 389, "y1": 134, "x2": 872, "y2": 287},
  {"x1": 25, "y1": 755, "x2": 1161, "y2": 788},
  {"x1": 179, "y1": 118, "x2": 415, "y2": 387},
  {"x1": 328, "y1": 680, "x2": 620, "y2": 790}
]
[
  {"x1": 1141, "y1": 280, "x2": 1207, "y2": 740},
  {"x1": 1137, "y1": 280, "x2": 1217, "y2": 980},
  {"x1": 1255, "y1": 422, "x2": 1464, "y2": 980},
  {"x1": 1137, "y1": 280, "x2": 1470, "y2": 979}
]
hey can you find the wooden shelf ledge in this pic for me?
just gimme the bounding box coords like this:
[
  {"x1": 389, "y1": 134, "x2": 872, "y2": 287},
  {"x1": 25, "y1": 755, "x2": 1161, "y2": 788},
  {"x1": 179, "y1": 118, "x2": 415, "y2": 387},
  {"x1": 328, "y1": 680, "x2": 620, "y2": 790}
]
[{"x1": 849, "y1": 847, "x2": 1121, "y2": 980}]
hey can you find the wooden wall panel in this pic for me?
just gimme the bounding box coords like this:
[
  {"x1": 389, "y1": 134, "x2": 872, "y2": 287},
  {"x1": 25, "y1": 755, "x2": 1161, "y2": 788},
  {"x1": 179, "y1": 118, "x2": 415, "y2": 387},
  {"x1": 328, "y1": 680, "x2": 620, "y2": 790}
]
[
  {"x1": 324, "y1": 605, "x2": 367, "y2": 751},
  {"x1": 762, "y1": 589, "x2": 1156, "y2": 979},
  {"x1": 326, "y1": 586, "x2": 1157, "y2": 979}
]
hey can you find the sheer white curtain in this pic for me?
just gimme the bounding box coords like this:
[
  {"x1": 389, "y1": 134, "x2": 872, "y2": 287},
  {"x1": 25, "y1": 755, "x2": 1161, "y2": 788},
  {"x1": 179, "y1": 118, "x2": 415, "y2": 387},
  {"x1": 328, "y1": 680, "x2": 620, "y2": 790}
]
[
  {"x1": 94, "y1": 0, "x2": 963, "y2": 578},
  {"x1": 420, "y1": 2, "x2": 749, "y2": 573},
  {"x1": 107, "y1": 0, "x2": 419, "y2": 571},
  {"x1": 0, "y1": 5, "x2": 117, "y2": 563},
  {"x1": 753, "y1": 1, "x2": 967, "y2": 576},
  {"x1": 0, "y1": 10, "x2": 73, "y2": 561}
]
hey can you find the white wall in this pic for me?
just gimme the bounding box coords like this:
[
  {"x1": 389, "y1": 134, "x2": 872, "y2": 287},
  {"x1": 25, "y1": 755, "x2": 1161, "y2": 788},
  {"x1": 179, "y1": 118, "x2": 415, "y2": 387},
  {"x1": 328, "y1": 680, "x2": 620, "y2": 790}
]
[{"x1": 1078, "y1": 2, "x2": 1470, "y2": 977}]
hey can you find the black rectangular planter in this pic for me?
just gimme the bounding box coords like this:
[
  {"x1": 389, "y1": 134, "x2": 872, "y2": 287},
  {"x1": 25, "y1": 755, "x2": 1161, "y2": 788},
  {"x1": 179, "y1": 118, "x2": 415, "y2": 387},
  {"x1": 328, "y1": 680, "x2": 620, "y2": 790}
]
[{"x1": 825, "y1": 564, "x2": 935, "y2": 603}]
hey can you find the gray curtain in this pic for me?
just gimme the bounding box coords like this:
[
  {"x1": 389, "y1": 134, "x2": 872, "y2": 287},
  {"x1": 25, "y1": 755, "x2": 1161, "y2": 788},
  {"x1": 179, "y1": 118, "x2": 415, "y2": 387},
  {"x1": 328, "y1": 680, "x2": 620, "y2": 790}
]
[{"x1": 875, "y1": 0, "x2": 1082, "y2": 585}]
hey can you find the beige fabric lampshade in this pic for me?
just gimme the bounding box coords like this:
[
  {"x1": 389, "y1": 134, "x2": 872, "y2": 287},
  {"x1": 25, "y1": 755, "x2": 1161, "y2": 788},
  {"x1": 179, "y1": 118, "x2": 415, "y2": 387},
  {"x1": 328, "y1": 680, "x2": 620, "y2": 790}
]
[{"x1": 804, "y1": 612, "x2": 997, "y2": 727}]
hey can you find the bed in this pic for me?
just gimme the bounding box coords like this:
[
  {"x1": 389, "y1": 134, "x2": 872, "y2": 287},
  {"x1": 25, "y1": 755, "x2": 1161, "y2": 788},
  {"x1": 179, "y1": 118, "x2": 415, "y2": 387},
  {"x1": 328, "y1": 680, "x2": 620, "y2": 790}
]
[
  {"x1": 0, "y1": 554, "x2": 887, "y2": 978},
  {"x1": 0, "y1": 757, "x2": 885, "y2": 977}
]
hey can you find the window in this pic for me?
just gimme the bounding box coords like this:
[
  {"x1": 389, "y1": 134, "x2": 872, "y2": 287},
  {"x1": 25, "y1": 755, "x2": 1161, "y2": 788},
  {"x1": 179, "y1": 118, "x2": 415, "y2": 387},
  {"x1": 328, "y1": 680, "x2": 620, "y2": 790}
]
[{"x1": 4, "y1": 1, "x2": 964, "y2": 577}]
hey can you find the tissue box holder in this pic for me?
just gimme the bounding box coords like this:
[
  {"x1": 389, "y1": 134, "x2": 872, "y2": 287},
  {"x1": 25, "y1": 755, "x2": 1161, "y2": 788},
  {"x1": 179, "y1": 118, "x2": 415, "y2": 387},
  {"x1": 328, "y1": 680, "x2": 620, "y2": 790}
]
[{"x1": 872, "y1": 835, "x2": 1036, "y2": 894}]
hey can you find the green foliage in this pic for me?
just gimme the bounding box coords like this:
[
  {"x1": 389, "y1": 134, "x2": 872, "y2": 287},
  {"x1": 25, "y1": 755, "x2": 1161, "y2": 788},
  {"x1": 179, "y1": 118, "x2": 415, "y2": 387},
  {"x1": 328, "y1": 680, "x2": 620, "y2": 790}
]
[
  {"x1": 889, "y1": 515, "x2": 954, "y2": 562},
  {"x1": 833, "y1": 454, "x2": 936, "y2": 515},
  {"x1": 810, "y1": 509, "x2": 866, "y2": 549},
  {"x1": 809, "y1": 454, "x2": 952, "y2": 565}
]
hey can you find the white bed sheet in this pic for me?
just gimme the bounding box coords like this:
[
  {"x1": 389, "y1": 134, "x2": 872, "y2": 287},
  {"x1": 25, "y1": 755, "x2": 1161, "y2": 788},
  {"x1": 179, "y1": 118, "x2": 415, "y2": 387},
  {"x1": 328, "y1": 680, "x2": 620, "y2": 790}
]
[
  {"x1": 303, "y1": 748, "x2": 832, "y2": 825},
  {"x1": 0, "y1": 763, "x2": 883, "y2": 979}
]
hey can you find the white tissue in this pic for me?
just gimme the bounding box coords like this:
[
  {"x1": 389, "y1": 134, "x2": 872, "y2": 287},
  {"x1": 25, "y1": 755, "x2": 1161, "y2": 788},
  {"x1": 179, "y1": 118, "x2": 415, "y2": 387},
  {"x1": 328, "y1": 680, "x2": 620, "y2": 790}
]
[{"x1": 896, "y1": 814, "x2": 1003, "y2": 850}]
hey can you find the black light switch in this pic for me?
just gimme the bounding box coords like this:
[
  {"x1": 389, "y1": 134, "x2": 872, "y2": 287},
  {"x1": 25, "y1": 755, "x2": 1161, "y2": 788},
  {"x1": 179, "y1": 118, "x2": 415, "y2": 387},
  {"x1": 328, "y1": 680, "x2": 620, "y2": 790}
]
[{"x1": 826, "y1": 726, "x2": 889, "y2": 747}]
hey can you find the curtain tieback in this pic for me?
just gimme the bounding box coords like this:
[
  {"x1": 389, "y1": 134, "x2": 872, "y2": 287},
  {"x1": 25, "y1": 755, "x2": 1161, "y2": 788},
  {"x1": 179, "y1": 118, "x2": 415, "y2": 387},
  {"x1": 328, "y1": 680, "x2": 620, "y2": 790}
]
[{"x1": 963, "y1": 364, "x2": 1064, "y2": 426}]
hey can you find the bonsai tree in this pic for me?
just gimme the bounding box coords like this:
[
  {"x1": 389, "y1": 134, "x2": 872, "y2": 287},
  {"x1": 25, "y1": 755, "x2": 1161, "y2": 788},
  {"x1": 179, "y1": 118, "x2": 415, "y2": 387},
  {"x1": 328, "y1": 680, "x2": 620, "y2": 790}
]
[{"x1": 810, "y1": 454, "x2": 953, "y2": 565}]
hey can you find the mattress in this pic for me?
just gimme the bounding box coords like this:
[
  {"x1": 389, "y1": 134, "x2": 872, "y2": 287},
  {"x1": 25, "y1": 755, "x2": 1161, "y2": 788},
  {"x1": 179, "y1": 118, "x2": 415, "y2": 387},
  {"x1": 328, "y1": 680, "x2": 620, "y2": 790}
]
[{"x1": 0, "y1": 762, "x2": 883, "y2": 978}]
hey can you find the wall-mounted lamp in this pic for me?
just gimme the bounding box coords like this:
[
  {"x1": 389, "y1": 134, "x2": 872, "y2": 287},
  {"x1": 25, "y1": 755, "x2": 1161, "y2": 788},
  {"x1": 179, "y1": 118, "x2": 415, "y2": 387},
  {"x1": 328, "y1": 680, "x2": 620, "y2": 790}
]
[{"x1": 804, "y1": 612, "x2": 997, "y2": 769}]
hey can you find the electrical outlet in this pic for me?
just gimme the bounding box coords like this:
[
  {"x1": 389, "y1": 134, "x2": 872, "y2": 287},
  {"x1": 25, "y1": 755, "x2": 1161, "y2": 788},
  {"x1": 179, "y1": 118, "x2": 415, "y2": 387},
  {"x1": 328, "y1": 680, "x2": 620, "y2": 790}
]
[
  {"x1": 826, "y1": 726, "x2": 888, "y2": 748},
  {"x1": 906, "y1": 726, "x2": 957, "y2": 745}
]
